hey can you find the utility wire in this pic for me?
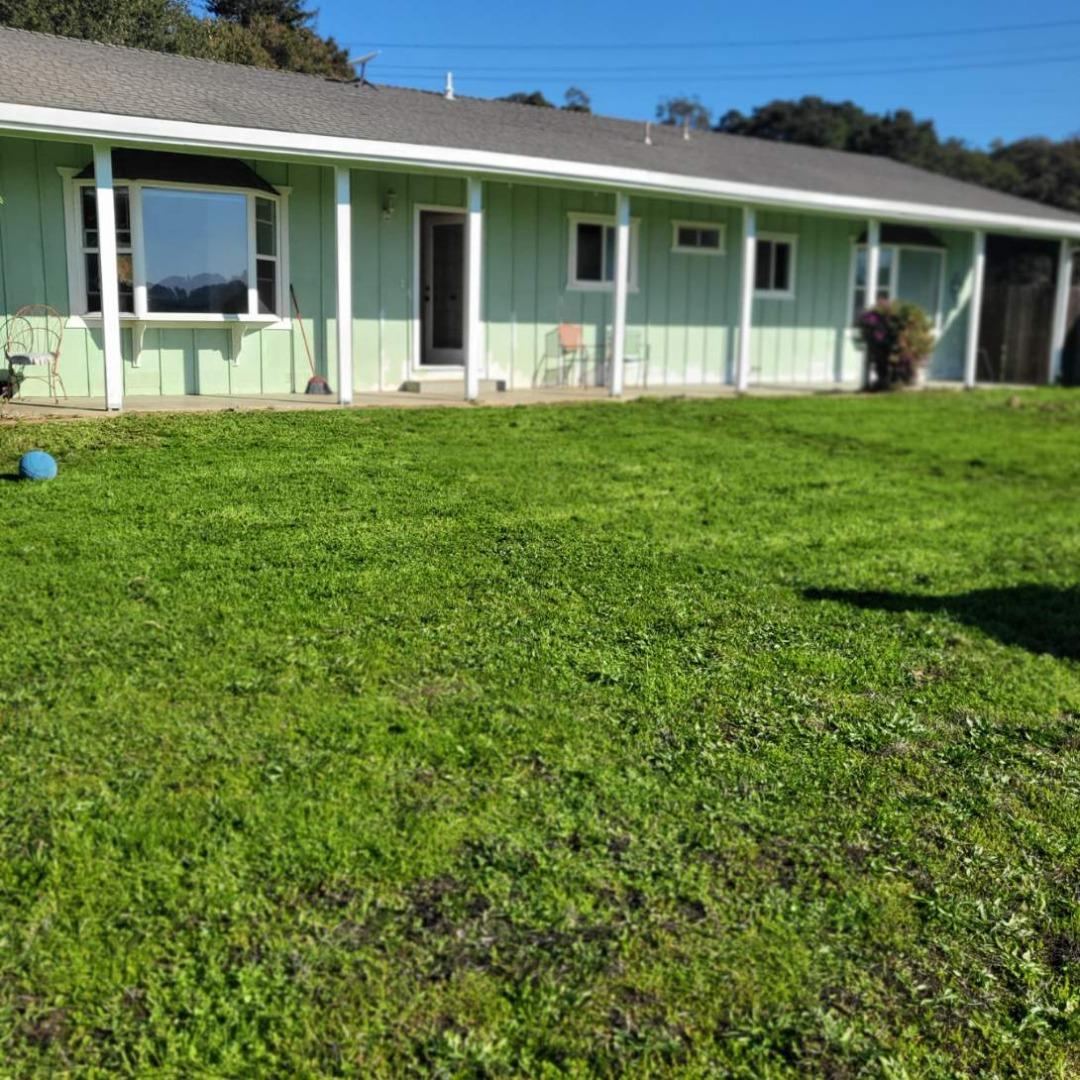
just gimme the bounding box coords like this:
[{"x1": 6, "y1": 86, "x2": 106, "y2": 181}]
[
  {"x1": 345, "y1": 16, "x2": 1080, "y2": 51},
  {"x1": 374, "y1": 52, "x2": 1080, "y2": 84},
  {"x1": 372, "y1": 41, "x2": 1080, "y2": 76}
]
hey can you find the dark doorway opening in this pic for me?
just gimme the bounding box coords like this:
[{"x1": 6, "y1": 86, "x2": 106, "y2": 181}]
[{"x1": 977, "y1": 235, "x2": 1059, "y2": 385}]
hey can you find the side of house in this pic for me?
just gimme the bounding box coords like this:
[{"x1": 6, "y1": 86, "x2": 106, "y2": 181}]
[{"x1": 0, "y1": 135, "x2": 975, "y2": 400}]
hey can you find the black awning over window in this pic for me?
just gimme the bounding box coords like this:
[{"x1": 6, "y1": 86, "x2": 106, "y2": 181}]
[
  {"x1": 77, "y1": 149, "x2": 278, "y2": 195},
  {"x1": 855, "y1": 224, "x2": 945, "y2": 248}
]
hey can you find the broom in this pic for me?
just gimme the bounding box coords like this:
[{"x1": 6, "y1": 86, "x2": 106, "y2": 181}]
[{"x1": 291, "y1": 284, "x2": 332, "y2": 395}]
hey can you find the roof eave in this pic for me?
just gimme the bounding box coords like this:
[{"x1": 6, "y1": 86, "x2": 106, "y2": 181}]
[{"x1": 2, "y1": 101, "x2": 1079, "y2": 240}]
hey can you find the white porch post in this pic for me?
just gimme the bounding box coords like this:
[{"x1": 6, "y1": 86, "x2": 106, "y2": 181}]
[
  {"x1": 93, "y1": 143, "x2": 123, "y2": 411},
  {"x1": 963, "y1": 230, "x2": 987, "y2": 389},
  {"x1": 863, "y1": 220, "x2": 881, "y2": 388},
  {"x1": 465, "y1": 177, "x2": 484, "y2": 402},
  {"x1": 1049, "y1": 239, "x2": 1073, "y2": 384},
  {"x1": 334, "y1": 166, "x2": 353, "y2": 406},
  {"x1": 865, "y1": 220, "x2": 882, "y2": 310},
  {"x1": 610, "y1": 191, "x2": 631, "y2": 397},
  {"x1": 736, "y1": 206, "x2": 757, "y2": 392}
]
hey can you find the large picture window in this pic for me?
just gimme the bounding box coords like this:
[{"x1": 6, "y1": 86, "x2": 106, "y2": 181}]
[
  {"x1": 143, "y1": 188, "x2": 249, "y2": 315},
  {"x1": 567, "y1": 214, "x2": 639, "y2": 291},
  {"x1": 69, "y1": 180, "x2": 285, "y2": 320}
]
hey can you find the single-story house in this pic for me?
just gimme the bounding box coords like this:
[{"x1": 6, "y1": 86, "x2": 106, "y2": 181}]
[{"x1": 0, "y1": 26, "x2": 1078, "y2": 409}]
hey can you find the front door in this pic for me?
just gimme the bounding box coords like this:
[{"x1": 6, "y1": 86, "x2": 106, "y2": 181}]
[{"x1": 421, "y1": 212, "x2": 466, "y2": 366}]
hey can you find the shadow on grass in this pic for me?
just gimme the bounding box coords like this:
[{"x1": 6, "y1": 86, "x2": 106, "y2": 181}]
[{"x1": 804, "y1": 585, "x2": 1080, "y2": 660}]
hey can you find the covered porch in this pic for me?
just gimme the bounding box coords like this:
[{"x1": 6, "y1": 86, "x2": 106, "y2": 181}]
[{"x1": 1, "y1": 135, "x2": 1077, "y2": 412}]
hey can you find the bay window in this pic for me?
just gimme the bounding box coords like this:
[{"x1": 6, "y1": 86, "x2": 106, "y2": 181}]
[
  {"x1": 80, "y1": 186, "x2": 134, "y2": 314},
  {"x1": 68, "y1": 179, "x2": 286, "y2": 321}
]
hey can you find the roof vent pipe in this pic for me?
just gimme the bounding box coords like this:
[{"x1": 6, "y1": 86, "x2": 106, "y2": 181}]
[
  {"x1": 644, "y1": 121, "x2": 652, "y2": 146},
  {"x1": 444, "y1": 72, "x2": 455, "y2": 100},
  {"x1": 682, "y1": 117, "x2": 690, "y2": 141}
]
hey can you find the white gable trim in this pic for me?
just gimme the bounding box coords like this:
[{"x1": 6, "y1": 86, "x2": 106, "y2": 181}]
[{"x1": 2, "y1": 102, "x2": 1080, "y2": 239}]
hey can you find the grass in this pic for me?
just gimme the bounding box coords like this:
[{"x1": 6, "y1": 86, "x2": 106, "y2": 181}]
[{"x1": 1, "y1": 389, "x2": 1079, "y2": 1077}]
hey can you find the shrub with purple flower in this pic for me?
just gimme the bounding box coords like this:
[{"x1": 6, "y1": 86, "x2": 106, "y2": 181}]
[{"x1": 856, "y1": 299, "x2": 936, "y2": 390}]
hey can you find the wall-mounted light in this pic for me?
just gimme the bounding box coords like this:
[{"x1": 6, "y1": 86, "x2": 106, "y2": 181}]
[{"x1": 382, "y1": 189, "x2": 397, "y2": 219}]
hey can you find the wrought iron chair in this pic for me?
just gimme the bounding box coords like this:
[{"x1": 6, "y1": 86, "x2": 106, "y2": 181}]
[{"x1": 3, "y1": 305, "x2": 67, "y2": 403}]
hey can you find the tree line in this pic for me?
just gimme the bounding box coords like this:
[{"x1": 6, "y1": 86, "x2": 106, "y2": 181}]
[
  {"x1": 0, "y1": 0, "x2": 355, "y2": 79},
  {"x1": 655, "y1": 95, "x2": 1080, "y2": 214}
]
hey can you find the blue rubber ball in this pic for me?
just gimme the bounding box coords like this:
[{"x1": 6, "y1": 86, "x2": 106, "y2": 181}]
[{"x1": 19, "y1": 450, "x2": 58, "y2": 481}]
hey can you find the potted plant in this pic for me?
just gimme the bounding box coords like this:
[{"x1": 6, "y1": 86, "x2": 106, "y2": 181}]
[{"x1": 857, "y1": 300, "x2": 936, "y2": 390}]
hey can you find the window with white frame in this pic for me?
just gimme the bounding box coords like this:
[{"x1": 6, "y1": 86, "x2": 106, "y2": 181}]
[
  {"x1": 852, "y1": 245, "x2": 895, "y2": 320},
  {"x1": 754, "y1": 234, "x2": 796, "y2": 298},
  {"x1": 852, "y1": 244, "x2": 945, "y2": 325},
  {"x1": 80, "y1": 186, "x2": 135, "y2": 314},
  {"x1": 568, "y1": 214, "x2": 639, "y2": 290},
  {"x1": 70, "y1": 180, "x2": 285, "y2": 319},
  {"x1": 672, "y1": 221, "x2": 725, "y2": 255}
]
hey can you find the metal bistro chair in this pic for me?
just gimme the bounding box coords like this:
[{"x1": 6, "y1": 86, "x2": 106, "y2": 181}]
[
  {"x1": 539, "y1": 323, "x2": 587, "y2": 387},
  {"x1": 3, "y1": 305, "x2": 67, "y2": 403},
  {"x1": 604, "y1": 326, "x2": 651, "y2": 388}
]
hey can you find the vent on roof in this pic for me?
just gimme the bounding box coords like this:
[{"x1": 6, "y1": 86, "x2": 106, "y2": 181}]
[{"x1": 444, "y1": 72, "x2": 455, "y2": 101}]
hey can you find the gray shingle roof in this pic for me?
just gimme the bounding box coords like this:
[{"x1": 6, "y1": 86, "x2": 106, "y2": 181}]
[{"x1": 1, "y1": 26, "x2": 1078, "y2": 228}]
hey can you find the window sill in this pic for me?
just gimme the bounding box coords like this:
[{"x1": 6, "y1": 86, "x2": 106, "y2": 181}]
[
  {"x1": 754, "y1": 291, "x2": 795, "y2": 302},
  {"x1": 67, "y1": 314, "x2": 291, "y2": 331},
  {"x1": 567, "y1": 282, "x2": 641, "y2": 294}
]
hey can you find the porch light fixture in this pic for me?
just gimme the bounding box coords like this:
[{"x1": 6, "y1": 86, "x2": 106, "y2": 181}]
[{"x1": 382, "y1": 189, "x2": 397, "y2": 219}]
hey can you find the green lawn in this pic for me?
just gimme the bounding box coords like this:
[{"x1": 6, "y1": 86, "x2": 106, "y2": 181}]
[{"x1": 1, "y1": 391, "x2": 1079, "y2": 1077}]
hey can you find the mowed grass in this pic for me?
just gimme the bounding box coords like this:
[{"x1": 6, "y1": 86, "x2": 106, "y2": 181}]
[{"x1": 1, "y1": 390, "x2": 1079, "y2": 1077}]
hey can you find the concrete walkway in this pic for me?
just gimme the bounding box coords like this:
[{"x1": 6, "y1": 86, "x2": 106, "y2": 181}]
[{"x1": 0, "y1": 382, "x2": 855, "y2": 422}]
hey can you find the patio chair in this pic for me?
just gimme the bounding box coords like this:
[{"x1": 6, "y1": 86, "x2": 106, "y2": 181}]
[
  {"x1": 538, "y1": 323, "x2": 588, "y2": 387},
  {"x1": 604, "y1": 327, "x2": 651, "y2": 388},
  {"x1": 3, "y1": 305, "x2": 66, "y2": 403}
]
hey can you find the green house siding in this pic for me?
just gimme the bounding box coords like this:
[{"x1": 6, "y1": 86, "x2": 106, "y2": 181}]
[{"x1": 0, "y1": 137, "x2": 974, "y2": 399}]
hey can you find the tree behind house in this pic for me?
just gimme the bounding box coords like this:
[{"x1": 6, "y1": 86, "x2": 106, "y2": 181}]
[{"x1": 0, "y1": 0, "x2": 353, "y2": 78}]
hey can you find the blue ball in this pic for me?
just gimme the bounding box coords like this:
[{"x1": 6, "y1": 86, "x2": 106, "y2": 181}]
[{"x1": 19, "y1": 450, "x2": 57, "y2": 481}]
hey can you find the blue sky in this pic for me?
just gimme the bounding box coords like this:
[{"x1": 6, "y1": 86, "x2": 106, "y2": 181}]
[{"x1": 307, "y1": 0, "x2": 1077, "y2": 147}]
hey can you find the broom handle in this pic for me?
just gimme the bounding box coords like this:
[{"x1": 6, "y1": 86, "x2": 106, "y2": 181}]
[{"x1": 290, "y1": 284, "x2": 317, "y2": 377}]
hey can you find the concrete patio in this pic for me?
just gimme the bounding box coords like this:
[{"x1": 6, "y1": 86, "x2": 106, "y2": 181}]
[{"x1": 0, "y1": 382, "x2": 855, "y2": 421}]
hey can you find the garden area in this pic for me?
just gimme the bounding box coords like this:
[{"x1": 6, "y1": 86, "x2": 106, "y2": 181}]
[{"x1": 1, "y1": 390, "x2": 1078, "y2": 1076}]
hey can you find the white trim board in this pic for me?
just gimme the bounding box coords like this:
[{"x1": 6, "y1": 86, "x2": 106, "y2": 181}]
[{"x1": 4, "y1": 102, "x2": 1080, "y2": 240}]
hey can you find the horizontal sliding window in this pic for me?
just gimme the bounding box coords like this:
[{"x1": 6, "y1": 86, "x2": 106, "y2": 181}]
[
  {"x1": 71, "y1": 179, "x2": 285, "y2": 320},
  {"x1": 672, "y1": 221, "x2": 725, "y2": 255}
]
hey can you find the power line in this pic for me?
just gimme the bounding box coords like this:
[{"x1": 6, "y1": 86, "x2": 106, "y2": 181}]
[
  {"x1": 346, "y1": 16, "x2": 1080, "y2": 51},
  {"x1": 374, "y1": 51, "x2": 1080, "y2": 85},
  {"x1": 372, "y1": 41, "x2": 1080, "y2": 76}
]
